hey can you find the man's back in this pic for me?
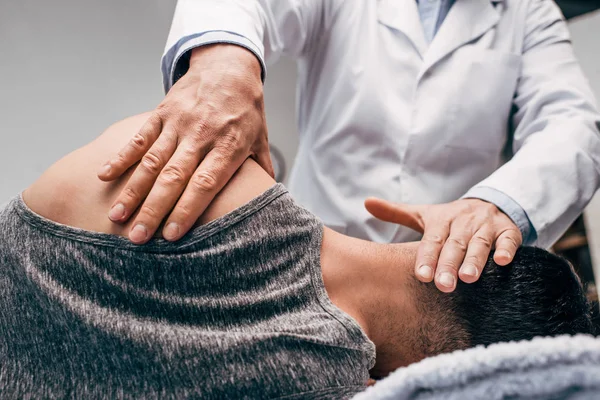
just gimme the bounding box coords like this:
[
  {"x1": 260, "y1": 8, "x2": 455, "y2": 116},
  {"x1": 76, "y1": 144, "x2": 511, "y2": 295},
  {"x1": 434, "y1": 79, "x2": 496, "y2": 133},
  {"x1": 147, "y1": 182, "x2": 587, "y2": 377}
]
[
  {"x1": 0, "y1": 114, "x2": 374, "y2": 399},
  {"x1": 0, "y1": 187, "x2": 374, "y2": 399}
]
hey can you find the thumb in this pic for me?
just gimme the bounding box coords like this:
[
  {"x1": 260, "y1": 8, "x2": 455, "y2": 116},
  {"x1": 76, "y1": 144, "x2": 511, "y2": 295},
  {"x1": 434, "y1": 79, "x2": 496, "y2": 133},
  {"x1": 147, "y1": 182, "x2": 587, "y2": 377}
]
[{"x1": 364, "y1": 197, "x2": 425, "y2": 234}]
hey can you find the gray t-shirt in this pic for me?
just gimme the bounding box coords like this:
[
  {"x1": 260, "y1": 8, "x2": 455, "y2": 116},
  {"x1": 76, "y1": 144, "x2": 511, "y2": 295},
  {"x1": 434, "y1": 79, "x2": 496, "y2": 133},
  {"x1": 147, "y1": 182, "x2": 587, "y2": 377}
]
[{"x1": 0, "y1": 184, "x2": 375, "y2": 399}]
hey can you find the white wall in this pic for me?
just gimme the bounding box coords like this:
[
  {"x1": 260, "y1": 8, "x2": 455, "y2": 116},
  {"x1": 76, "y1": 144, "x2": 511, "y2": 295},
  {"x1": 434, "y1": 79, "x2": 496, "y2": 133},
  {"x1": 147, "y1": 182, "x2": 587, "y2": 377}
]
[{"x1": 0, "y1": 0, "x2": 298, "y2": 203}]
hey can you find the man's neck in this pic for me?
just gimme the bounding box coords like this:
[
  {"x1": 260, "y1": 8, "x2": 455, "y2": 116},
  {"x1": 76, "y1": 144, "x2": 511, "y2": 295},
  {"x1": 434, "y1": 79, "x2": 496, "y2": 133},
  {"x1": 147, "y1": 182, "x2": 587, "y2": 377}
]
[{"x1": 320, "y1": 229, "x2": 421, "y2": 374}]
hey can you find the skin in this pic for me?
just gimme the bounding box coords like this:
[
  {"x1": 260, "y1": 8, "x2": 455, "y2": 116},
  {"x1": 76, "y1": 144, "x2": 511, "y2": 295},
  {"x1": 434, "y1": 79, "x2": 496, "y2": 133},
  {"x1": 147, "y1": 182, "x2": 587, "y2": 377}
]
[
  {"x1": 97, "y1": 44, "x2": 274, "y2": 243},
  {"x1": 95, "y1": 44, "x2": 521, "y2": 292},
  {"x1": 365, "y1": 199, "x2": 522, "y2": 293},
  {"x1": 25, "y1": 113, "x2": 430, "y2": 377}
]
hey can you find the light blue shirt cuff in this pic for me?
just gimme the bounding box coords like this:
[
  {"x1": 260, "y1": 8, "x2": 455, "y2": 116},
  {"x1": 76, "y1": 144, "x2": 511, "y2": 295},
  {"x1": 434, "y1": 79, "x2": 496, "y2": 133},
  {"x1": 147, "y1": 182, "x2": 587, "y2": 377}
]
[
  {"x1": 462, "y1": 186, "x2": 537, "y2": 245},
  {"x1": 161, "y1": 31, "x2": 267, "y2": 94}
]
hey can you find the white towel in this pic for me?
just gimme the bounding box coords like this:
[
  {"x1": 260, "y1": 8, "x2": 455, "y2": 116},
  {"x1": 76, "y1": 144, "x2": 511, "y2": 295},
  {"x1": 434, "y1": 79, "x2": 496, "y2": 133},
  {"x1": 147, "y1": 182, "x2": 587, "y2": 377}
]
[{"x1": 353, "y1": 335, "x2": 600, "y2": 400}]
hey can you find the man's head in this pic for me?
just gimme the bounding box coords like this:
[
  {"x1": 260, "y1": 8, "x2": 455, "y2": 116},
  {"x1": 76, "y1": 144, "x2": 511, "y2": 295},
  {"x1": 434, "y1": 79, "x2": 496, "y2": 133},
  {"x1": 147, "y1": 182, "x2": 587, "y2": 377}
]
[
  {"x1": 441, "y1": 247, "x2": 594, "y2": 346},
  {"x1": 372, "y1": 247, "x2": 595, "y2": 377}
]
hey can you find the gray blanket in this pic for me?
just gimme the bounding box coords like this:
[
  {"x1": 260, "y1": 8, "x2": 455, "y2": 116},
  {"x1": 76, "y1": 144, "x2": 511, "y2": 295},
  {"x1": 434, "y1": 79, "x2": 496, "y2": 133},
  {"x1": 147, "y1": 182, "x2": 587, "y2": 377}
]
[{"x1": 353, "y1": 335, "x2": 600, "y2": 400}]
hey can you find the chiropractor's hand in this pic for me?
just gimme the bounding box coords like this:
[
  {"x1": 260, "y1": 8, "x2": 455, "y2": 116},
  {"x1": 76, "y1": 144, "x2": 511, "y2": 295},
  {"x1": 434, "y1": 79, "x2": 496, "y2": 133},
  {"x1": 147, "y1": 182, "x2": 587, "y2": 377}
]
[
  {"x1": 365, "y1": 198, "x2": 522, "y2": 293},
  {"x1": 97, "y1": 44, "x2": 273, "y2": 244}
]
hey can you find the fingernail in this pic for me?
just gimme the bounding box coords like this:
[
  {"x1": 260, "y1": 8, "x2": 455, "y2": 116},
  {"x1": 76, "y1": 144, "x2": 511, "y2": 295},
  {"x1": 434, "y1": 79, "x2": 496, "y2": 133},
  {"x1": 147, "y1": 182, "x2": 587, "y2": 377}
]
[
  {"x1": 163, "y1": 222, "x2": 180, "y2": 241},
  {"x1": 418, "y1": 265, "x2": 434, "y2": 280},
  {"x1": 99, "y1": 163, "x2": 111, "y2": 176},
  {"x1": 496, "y1": 250, "x2": 512, "y2": 260},
  {"x1": 130, "y1": 224, "x2": 148, "y2": 243},
  {"x1": 438, "y1": 272, "x2": 456, "y2": 288},
  {"x1": 108, "y1": 203, "x2": 126, "y2": 221},
  {"x1": 461, "y1": 264, "x2": 478, "y2": 278}
]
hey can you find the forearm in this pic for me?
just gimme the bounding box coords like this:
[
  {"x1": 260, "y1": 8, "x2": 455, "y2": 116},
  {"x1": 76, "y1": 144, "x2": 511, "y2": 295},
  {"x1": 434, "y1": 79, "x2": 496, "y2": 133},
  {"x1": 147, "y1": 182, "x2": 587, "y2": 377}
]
[
  {"x1": 476, "y1": 0, "x2": 600, "y2": 247},
  {"x1": 466, "y1": 122, "x2": 600, "y2": 248},
  {"x1": 162, "y1": 0, "x2": 341, "y2": 91}
]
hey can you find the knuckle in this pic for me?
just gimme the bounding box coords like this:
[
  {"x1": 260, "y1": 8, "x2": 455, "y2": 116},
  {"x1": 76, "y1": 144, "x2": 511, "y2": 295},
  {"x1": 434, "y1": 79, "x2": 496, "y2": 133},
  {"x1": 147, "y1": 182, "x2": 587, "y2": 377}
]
[
  {"x1": 191, "y1": 170, "x2": 219, "y2": 193},
  {"x1": 159, "y1": 164, "x2": 188, "y2": 186},
  {"x1": 423, "y1": 234, "x2": 445, "y2": 245},
  {"x1": 170, "y1": 108, "x2": 192, "y2": 128},
  {"x1": 149, "y1": 111, "x2": 163, "y2": 122},
  {"x1": 130, "y1": 133, "x2": 146, "y2": 149},
  {"x1": 181, "y1": 144, "x2": 200, "y2": 159},
  {"x1": 187, "y1": 121, "x2": 214, "y2": 144},
  {"x1": 470, "y1": 234, "x2": 493, "y2": 247},
  {"x1": 460, "y1": 203, "x2": 474, "y2": 214},
  {"x1": 141, "y1": 151, "x2": 164, "y2": 175},
  {"x1": 447, "y1": 237, "x2": 468, "y2": 251},
  {"x1": 439, "y1": 260, "x2": 460, "y2": 271},
  {"x1": 121, "y1": 186, "x2": 141, "y2": 204},
  {"x1": 192, "y1": 118, "x2": 209, "y2": 133},
  {"x1": 420, "y1": 257, "x2": 438, "y2": 268},
  {"x1": 172, "y1": 204, "x2": 192, "y2": 221},
  {"x1": 155, "y1": 102, "x2": 171, "y2": 115},
  {"x1": 418, "y1": 251, "x2": 439, "y2": 266},
  {"x1": 216, "y1": 135, "x2": 247, "y2": 159},
  {"x1": 114, "y1": 151, "x2": 128, "y2": 166},
  {"x1": 229, "y1": 144, "x2": 247, "y2": 160},
  {"x1": 464, "y1": 255, "x2": 484, "y2": 266},
  {"x1": 502, "y1": 234, "x2": 520, "y2": 248},
  {"x1": 223, "y1": 113, "x2": 243, "y2": 128},
  {"x1": 139, "y1": 204, "x2": 160, "y2": 221},
  {"x1": 221, "y1": 132, "x2": 243, "y2": 149}
]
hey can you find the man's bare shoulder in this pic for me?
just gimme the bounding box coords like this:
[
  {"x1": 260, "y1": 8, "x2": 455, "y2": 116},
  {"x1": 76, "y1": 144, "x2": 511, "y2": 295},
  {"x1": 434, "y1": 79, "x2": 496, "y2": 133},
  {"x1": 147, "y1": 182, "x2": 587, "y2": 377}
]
[
  {"x1": 22, "y1": 113, "x2": 153, "y2": 235},
  {"x1": 21, "y1": 112, "x2": 276, "y2": 237}
]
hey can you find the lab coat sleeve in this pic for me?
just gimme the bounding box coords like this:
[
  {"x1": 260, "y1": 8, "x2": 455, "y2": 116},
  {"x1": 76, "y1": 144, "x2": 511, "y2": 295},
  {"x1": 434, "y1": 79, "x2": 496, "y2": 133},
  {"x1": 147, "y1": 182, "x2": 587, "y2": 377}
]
[
  {"x1": 463, "y1": 0, "x2": 600, "y2": 248},
  {"x1": 161, "y1": 0, "x2": 342, "y2": 93},
  {"x1": 464, "y1": 186, "x2": 536, "y2": 244}
]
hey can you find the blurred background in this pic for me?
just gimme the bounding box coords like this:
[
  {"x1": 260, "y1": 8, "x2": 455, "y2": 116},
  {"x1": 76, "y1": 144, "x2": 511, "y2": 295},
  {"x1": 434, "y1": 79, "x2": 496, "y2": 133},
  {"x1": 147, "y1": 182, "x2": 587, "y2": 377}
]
[{"x1": 1, "y1": 1, "x2": 600, "y2": 300}]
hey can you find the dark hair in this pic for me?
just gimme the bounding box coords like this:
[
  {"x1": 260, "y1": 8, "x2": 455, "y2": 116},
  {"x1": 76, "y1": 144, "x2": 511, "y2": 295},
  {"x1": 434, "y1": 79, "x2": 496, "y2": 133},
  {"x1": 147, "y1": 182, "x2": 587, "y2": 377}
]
[{"x1": 418, "y1": 247, "x2": 595, "y2": 356}]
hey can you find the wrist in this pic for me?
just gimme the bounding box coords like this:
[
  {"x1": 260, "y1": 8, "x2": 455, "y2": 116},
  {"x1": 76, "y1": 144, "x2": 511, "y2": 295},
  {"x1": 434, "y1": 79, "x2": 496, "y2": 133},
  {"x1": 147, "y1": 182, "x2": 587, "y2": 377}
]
[{"x1": 189, "y1": 44, "x2": 262, "y2": 83}]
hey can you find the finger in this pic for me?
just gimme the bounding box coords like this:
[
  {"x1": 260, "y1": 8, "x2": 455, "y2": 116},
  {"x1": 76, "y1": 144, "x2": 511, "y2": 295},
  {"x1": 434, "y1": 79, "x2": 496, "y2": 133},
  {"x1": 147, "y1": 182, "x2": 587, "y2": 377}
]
[
  {"x1": 435, "y1": 225, "x2": 473, "y2": 292},
  {"x1": 364, "y1": 198, "x2": 425, "y2": 233},
  {"x1": 108, "y1": 132, "x2": 177, "y2": 225},
  {"x1": 162, "y1": 148, "x2": 246, "y2": 241},
  {"x1": 127, "y1": 140, "x2": 205, "y2": 244},
  {"x1": 98, "y1": 113, "x2": 162, "y2": 181},
  {"x1": 253, "y1": 140, "x2": 275, "y2": 178},
  {"x1": 458, "y1": 227, "x2": 494, "y2": 284},
  {"x1": 414, "y1": 221, "x2": 450, "y2": 284},
  {"x1": 493, "y1": 228, "x2": 522, "y2": 266}
]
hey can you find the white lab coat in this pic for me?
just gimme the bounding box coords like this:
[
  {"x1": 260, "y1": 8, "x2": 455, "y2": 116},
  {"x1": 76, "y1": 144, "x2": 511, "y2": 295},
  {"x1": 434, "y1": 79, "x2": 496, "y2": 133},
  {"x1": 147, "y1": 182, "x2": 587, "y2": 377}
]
[{"x1": 162, "y1": 0, "x2": 600, "y2": 247}]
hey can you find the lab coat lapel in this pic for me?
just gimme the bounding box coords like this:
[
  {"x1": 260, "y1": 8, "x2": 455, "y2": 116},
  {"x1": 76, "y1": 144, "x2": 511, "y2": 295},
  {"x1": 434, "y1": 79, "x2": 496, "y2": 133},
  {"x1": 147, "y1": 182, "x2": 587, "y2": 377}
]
[
  {"x1": 420, "y1": 0, "x2": 502, "y2": 78},
  {"x1": 377, "y1": 0, "x2": 428, "y2": 58}
]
